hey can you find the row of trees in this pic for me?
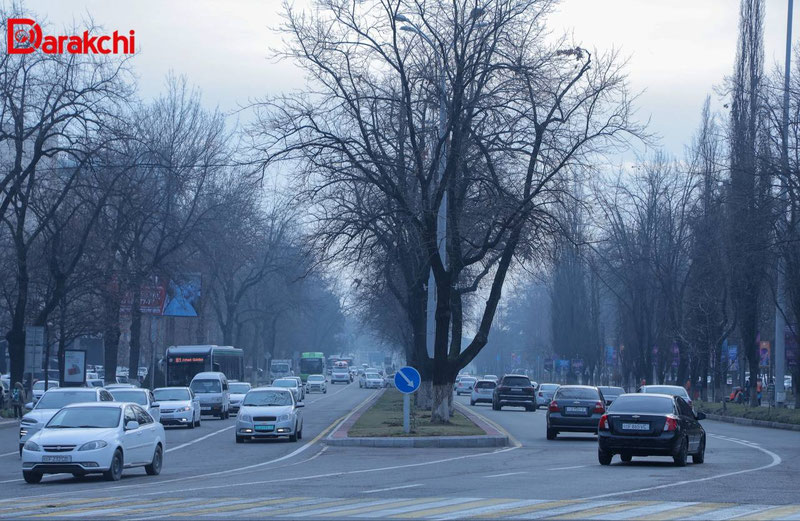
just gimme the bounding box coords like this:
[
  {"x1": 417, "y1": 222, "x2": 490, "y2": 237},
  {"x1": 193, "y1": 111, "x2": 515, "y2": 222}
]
[{"x1": 0, "y1": 10, "x2": 345, "y2": 387}]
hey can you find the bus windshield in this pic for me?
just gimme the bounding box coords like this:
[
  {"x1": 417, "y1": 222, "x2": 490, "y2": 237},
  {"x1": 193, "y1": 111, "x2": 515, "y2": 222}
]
[
  {"x1": 167, "y1": 356, "x2": 208, "y2": 386},
  {"x1": 299, "y1": 358, "x2": 323, "y2": 375}
]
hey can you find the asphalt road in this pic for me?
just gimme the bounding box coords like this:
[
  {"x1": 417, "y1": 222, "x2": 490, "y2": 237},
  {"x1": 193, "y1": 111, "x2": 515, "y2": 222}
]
[{"x1": 0, "y1": 384, "x2": 798, "y2": 520}]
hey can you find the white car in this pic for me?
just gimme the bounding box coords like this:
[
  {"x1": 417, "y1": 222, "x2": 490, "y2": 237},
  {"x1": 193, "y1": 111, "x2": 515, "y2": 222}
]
[
  {"x1": 330, "y1": 367, "x2": 350, "y2": 384},
  {"x1": 153, "y1": 387, "x2": 201, "y2": 428},
  {"x1": 109, "y1": 388, "x2": 161, "y2": 423},
  {"x1": 22, "y1": 402, "x2": 166, "y2": 483},
  {"x1": 32, "y1": 380, "x2": 59, "y2": 403},
  {"x1": 235, "y1": 388, "x2": 304, "y2": 443},
  {"x1": 228, "y1": 382, "x2": 252, "y2": 413},
  {"x1": 306, "y1": 374, "x2": 327, "y2": 394},
  {"x1": 470, "y1": 379, "x2": 497, "y2": 405},
  {"x1": 271, "y1": 378, "x2": 303, "y2": 403},
  {"x1": 19, "y1": 387, "x2": 114, "y2": 454},
  {"x1": 360, "y1": 372, "x2": 383, "y2": 389}
]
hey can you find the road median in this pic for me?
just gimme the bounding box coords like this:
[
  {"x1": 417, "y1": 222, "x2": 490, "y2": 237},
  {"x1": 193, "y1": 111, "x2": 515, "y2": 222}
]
[
  {"x1": 696, "y1": 401, "x2": 800, "y2": 431},
  {"x1": 325, "y1": 388, "x2": 509, "y2": 448}
]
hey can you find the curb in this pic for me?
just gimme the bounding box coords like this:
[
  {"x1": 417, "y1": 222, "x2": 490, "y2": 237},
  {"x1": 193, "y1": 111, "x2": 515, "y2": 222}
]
[
  {"x1": 705, "y1": 413, "x2": 800, "y2": 431},
  {"x1": 324, "y1": 392, "x2": 509, "y2": 448}
]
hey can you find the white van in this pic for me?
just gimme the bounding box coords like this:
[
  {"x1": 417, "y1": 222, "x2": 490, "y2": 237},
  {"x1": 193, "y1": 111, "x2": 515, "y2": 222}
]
[{"x1": 189, "y1": 372, "x2": 231, "y2": 419}]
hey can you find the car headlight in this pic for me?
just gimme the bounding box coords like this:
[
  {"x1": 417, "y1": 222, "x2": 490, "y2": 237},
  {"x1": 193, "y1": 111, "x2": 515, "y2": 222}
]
[
  {"x1": 239, "y1": 414, "x2": 252, "y2": 422},
  {"x1": 20, "y1": 417, "x2": 38, "y2": 425},
  {"x1": 78, "y1": 440, "x2": 108, "y2": 451},
  {"x1": 23, "y1": 441, "x2": 41, "y2": 452},
  {"x1": 279, "y1": 414, "x2": 290, "y2": 421},
  {"x1": 176, "y1": 406, "x2": 191, "y2": 412}
]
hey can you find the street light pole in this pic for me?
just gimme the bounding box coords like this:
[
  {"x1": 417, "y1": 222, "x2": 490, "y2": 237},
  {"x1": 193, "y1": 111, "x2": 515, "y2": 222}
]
[{"x1": 775, "y1": 0, "x2": 793, "y2": 407}]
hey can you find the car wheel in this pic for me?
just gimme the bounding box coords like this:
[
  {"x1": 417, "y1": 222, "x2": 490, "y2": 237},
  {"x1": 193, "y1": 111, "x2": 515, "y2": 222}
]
[
  {"x1": 103, "y1": 449, "x2": 123, "y2": 481},
  {"x1": 673, "y1": 437, "x2": 688, "y2": 467},
  {"x1": 18, "y1": 443, "x2": 22, "y2": 456},
  {"x1": 492, "y1": 401, "x2": 500, "y2": 411},
  {"x1": 546, "y1": 428, "x2": 557, "y2": 440},
  {"x1": 526, "y1": 405, "x2": 535, "y2": 412},
  {"x1": 289, "y1": 426, "x2": 298, "y2": 442},
  {"x1": 236, "y1": 435, "x2": 245, "y2": 444},
  {"x1": 620, "y1": 453, "x2": 632, "y2": 463},
  {"x1": 470, "y1": 400, "x2": 475, "y2": 406},
  {"x1": 145, "y1": 444, "x2": 163, "y2": 476},
  {"x1": 298, "y1": 426, "x2": 303, "y2": 440},
  {"x1": 23, "y1": 471, "x2": 42, "y2": 484},
  {"x1": 693, "y1": 436, "x2": 706, "y2": 464},
  {"x1": 188, "y1": 418, "x2": 195, "y2": 429},
  {"x1": 598, "y1": 449, "x2": 613, "y2": 466}
]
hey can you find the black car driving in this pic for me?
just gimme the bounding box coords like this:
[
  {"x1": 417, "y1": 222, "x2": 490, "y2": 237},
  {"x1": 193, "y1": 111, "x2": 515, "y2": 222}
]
[
  {"x1": 597, "y1": 393, "x2": 706, "y2": 466},
  {"x1": 546, "y1": 385, "x2": 606, "y2": 439},
  {"x1": 492, "y1": 374, "x2": 536, "y2": 411}
]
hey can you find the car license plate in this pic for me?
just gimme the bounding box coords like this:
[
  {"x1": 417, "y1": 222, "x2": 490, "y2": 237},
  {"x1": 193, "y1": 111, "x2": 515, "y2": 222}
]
[
  {"x1": 622, "y1": 423, "x2": 649, "y2": 431},
  {"x1": 565, "y1": 406, "x2": 585, "y2": 414},
  {"x1": 42, "y1": 455, "x2": 71, "y2": 463},
  {"x1": 511, "y1": 388, "x2": 523, "y2": 392},
  {"x1": 255, "y1": 425, "x2": 274, "y2": 432}
]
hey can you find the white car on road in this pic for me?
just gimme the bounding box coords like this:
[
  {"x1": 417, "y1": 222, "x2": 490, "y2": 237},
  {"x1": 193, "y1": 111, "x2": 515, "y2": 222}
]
[
  {"x1": 109, "y1": 388, "x2": 161, "y2": 423},
  {"x1": 153, "y1": 387, "x2": 201, "y2": 428},
  {"x1": 19, "y1": 387, "x2": 114, "y2": 454},
  {"x1": 22, "y1": 402, "x2": 165, "y2": 483},
  {"x1": 235, "y1": 388, "x2": 304, "y2": 443},
  {"x1": 228, "y1": 382, "x2": 252, "y2": 413},
  {"x1": 360, "y1": 372, "x2": 383, "y2": 389},
  {"x1": 306, "y1": 374, "x2": 327, "y2": 394},
  {"x1": 31, "y1": 380, "x2": 59, "y2": 404}
]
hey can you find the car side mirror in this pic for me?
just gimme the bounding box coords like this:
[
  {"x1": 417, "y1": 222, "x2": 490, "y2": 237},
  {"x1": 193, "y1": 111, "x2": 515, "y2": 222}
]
[
  {"x1": 695, "y1": 411, "x2": 706, "y2": 421},
  {"x1": 296, "y1": 402, "x2": 304, "y2": 408},
  {"x1": 125, "y1": 420, "x2": 140, "y2": 430}
]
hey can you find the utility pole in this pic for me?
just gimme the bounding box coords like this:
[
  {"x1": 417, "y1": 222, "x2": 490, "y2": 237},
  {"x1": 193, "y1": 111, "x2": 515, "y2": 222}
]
[{"x1": 775, "y1": 0, "x2": 793, "y2": 407}]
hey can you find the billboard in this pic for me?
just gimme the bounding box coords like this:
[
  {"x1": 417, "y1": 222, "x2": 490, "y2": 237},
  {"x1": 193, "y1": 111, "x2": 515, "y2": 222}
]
[
  {"x1": 759, "y1": 341, "x2": 770, "y2": 368},
  {"x1": 62, "y1": 350, "x2": 86, "y2": 386},
  {"x1": 119, "y1": 274, "x2": 201, "y2": 317}
]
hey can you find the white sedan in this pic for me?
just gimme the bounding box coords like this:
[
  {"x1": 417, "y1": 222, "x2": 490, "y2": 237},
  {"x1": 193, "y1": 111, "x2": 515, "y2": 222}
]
[
  {"x1": 22, "y1": 402, "x2": 165, "y2": 483},
  {"x1": 153, "y1": 387, "x2": 201, "y2": 428}
]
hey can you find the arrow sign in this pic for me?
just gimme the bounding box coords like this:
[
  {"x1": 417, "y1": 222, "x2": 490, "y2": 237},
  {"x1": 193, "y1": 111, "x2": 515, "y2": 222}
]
[{"x1": 394, "y1": 366, "x2": 421, "y2": 394}]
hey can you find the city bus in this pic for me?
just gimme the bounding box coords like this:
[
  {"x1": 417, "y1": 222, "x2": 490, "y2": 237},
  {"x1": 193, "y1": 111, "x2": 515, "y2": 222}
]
[
  {"x1": 299, "y1": 352, "x2": 325, "y2": 383},
  {"x1": 165, "y1": 345, "x2": 244, "y2": 386}
]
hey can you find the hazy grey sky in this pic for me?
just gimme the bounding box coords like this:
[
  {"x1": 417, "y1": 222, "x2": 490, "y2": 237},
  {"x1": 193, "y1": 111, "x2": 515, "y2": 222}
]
[{"x1": 24, "y1": 0, "x2": 800, "y2": 157}]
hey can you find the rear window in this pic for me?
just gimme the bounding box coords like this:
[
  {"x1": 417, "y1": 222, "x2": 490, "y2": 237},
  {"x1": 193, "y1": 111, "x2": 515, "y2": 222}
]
[
  {"x1": 502, "y1": 376, "x2": 531, "y2": 387},
  {"x1": 475, "y1": 381, "x2": 496, "y2": 389},
  {"x1": 555, "y1": 387, "x2": 599, "y2": 400},
  {"x1": 540, "y1": 384, "x2": 559, "y2": 391},
  {"x1": 609, "y1": 395, "x2": 675, "y2": 414},
  {"x1": 461, "y1": 377, "x2": 477, "y2": 383},
  {"x1": 642, "y1": 386, "x2": 689, "y2": 398},
  {"x1": 598, "y1": 387, "x2": 624, "y2": 396}
]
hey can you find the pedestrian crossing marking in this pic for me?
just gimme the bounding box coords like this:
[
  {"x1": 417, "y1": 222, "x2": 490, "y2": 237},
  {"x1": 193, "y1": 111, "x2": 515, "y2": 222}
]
[{"x1": 2, "y1": 495, "x2": 798, "y2": 520}]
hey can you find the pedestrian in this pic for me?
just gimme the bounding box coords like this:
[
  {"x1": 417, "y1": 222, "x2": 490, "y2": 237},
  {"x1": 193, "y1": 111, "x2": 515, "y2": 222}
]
[
  {"x1": 11, "y1": 382, "x2": 25, "y2": 419},
  {"x1": 756, "y1": 378, "x2": 763, "y2": 406}
]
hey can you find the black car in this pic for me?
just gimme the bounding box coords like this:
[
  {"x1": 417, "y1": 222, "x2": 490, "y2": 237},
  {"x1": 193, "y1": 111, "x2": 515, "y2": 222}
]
[
  {"x1": 546, "y1": 385, "x2": 606, "y2": 439},
  {"x1": 492, "y1": 375, "x2": 536, "y2": 411},
  {"x1": 597, "y1": 393, "x2": 706, "y2": 466}
]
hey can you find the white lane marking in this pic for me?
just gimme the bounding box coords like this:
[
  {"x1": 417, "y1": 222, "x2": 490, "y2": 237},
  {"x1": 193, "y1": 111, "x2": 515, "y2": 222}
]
[
  {"x1": 0, "y1": 451, "x2": 18, "y2": 458},
  {"x1": 362, "y1": 484, "x2": 422, "y2": 494},
  {"x1": 683, "y1": 504, "x2": 774, "y2": 520},
  {"x1": 305, "y1": 382, "x2": 352, "y2": 404},
  {"x1": 0, "y1": 478, "x2": 20, "y2": 484},
  {"x1": 485, "y1": 471, "x2": 527, "y2": 478},
  {"x1": 282, "y1": 498, "x2": 400, "y2": 516},
  {"x1": 546, "y1": 465, "x2": 590, "y2": 471},
  {"x1": 577, "y1": 434, "x2": 783, "y2": 501},
  {"x1": 165, "y1": 425, "x2": 235, "y2": 453}
]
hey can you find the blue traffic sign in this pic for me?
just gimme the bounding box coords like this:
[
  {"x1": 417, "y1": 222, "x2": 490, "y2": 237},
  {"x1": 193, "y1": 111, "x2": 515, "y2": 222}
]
[{"x1": 394, "y1": 366, "x2": 421, "y2": 394}]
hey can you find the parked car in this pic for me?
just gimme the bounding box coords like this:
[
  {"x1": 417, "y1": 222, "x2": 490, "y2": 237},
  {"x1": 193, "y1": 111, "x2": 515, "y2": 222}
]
[
  {"x1": 21, "y1": 402, "x2": 166, "y2": 483},
  {"x1": 228, "y1": 382, "x2": 252, "y2": 413},
  {"x1": 271, "y1": 378, "x2": 303, "y2": 403},
  {"x1": 492, "y1": 374, "x2": 536, "y2": 411},
  {"x1": 546, "y1": 385, "x2": 605, "y2": 439},
  {"x1": 306, "y1": 374, "x2": 328, "y2": 394},
  {"x1": 638, "y1": 385, "x2": 693, "y2": 408},
  {"x1": 360, "y1": 372, "x2": 383, "y2": 389},
  {"x1": 235, "y1": 388, "x2": 304, "y2": 443},
  {"x1": 470, "y1": 380, "x2": 497, "y2": 406},
  {"x1": 19, "y1": 387, "x2": 114, "y2": 454},
  {"x1": 109, "y1": 388, "x2": 161, "y2": 423},
  {"x1": 597, "y1": 386, "x2": 625, "y2": 406},
  {"x1": 86, "y1": 379, "x2": 105, "y2": 388},
  {"x1": 537, "y1": 383, "x2": 560, "y2": 409},
  {"x1": 598, "y1": 393, "x2": 706, "y2": 466},
  {"x1": 153, "y1": 387, "x2": 201, "y2": 428},
  {"x1": 190, "y1": 372, "x2": 231, "y2": 419}
]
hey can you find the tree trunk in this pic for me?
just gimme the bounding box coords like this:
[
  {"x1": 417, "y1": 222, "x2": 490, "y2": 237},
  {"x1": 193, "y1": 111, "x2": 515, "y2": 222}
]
[
  {"x1": 128, "y1": 280, "x2": 143, "y2": 385},
  {"x1": 103, "y1": 288, "x2": 122, "y2": 385},
  {"x1": 431, "y1": 382, "x2": 452, "y2": 423}
]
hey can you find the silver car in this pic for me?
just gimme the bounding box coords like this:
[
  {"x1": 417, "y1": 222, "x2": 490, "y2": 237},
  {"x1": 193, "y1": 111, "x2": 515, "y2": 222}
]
[
  {"x1": 153, "y1": 387, "x2": 201, "y2": 428},
  {"x1": 287, "y1": 376, "x2": 306, "y2": 400},
  {"x1": 470, "y1": 379, "x2": 497, "y2": 405},
  {"x1": 109, "y1": 388, "x2": 161, "y2": 423},
  {"x1": 228, "y1": 382, "x2": 252, "y2": 413},
  {"x1": 360, "y1": 372, "x2": 383, "y2": 389},
  {"x1": 537, "y1": 383, "x2": 560, "y2": 409},
  {"x1": 235, "y1": 388, "x2": 304, "y2": 442},
  {"x1": 306, "y1": 374, "x2": 327, "y2": 394},
  {"x1": 271, "y1": 378, "x2": 302, "y2": 403}
]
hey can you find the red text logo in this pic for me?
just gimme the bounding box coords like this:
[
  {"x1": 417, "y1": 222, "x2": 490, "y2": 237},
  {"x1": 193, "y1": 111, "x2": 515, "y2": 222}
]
[{"x1": 7, "y1": 18, "x2": 135, "y2": 55}]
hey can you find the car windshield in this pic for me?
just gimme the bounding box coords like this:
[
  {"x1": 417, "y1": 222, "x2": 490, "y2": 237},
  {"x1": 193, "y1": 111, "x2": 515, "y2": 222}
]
[
  {"x1": 609, "y1": 395, "x2": 675, "y2": 414},
  {"x1": 229, "y1": 383, "x2": 251, "y2": 394},
  {"x1": 643, "y1": 386, "x2": 689, "y2": 397},
  {"x1": 242, "y1": 391, "x2": 292, "y2": 406},
  {"x1": 555, "y1": 387, "x2": 599, "y2": 400},
  {"x1": 154, "y1": 389, "x2": 190, "y2": 401},
  {"x1": 35, "y1": 391, "x2": 96, "y2": 409},
  {"x1": 502, "y1": 376, "x2": 531, "y2": 387},
  {"x1": 33, "y1": 381, "x2": 56, "y2": 391},
  {"x1": 272, "y1": 363, "x2": 289, "y2": 372},
  {"x1": 88, "y1": 380, "x2": 104, "y2": 388},
  {"x1": 46, "y1": 407, "x2": 120, "y2": 429},
  {"x1": 190, "y1": 379, "x2": 221, "y2": 393},
  {"x1": 308, "y1": 375, "x2": 324, "y2": 382},
  {"x1": 109, "y1": 390, "x2": 148, "y2": 405},
  {"x1": 273, "y1": 379, "x2": 297, "y2": 388},
  {"x1": 366, "y1": 373, "x2": 380, "y2": 379}
]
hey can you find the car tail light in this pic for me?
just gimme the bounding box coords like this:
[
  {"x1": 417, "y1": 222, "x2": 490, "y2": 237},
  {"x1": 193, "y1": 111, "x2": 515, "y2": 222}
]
[
  {"x1": 549, "y1": 401, "x2": 559, "y2": 413},
  {"x1": 664, "y1": 415, "x2": 679, "y2": 432},
  {"x1": 498, "y1": 386, "x2": 508, "y2": 392},
  {"x1": 538, "y1": 391, "x2": 543, "y2": 397},
  {"x1": 593, "y1": 401, "x2": 605, "y2": 414},
  {"x1": 598, "y1": 414, "x2": 609, "y2": 430}
]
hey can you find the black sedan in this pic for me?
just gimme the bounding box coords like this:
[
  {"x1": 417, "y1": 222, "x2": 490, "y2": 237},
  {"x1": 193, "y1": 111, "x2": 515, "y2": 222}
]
[
  {"x1": 546, "y1": 385, "x2": 606, "y2": 439},
  {"x1": 597, "y1": 393, "x2": 706, "y2": 466}
]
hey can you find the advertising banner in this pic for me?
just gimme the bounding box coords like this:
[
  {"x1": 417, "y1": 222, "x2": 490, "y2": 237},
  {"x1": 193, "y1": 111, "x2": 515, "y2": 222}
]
[
  {"x1": 119, "y1": 274, "x2": 201, "y2": 317},
  {"x1": 63, "y1": 350, "x2": 86, "y2": 385},
  {"x1": 759, "y1": 341, "x2": 770, "y2": 368}
]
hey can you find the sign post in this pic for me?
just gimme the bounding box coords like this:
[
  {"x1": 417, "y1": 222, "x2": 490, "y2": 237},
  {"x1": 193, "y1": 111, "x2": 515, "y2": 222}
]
[{"x1": 394, "y1": 366, "x2": 421, "y2": 434}]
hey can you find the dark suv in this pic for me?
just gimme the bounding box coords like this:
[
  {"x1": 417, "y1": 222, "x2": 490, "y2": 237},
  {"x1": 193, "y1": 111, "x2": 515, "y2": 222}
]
[{"x1": 492, "y1": 375, "x2": 536, "y2": 411}]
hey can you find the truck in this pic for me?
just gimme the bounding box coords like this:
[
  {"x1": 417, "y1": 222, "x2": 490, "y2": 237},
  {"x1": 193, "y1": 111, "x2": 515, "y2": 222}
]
[{"x1": 269, "y1": 359, "x2": 293, "y2": 383}]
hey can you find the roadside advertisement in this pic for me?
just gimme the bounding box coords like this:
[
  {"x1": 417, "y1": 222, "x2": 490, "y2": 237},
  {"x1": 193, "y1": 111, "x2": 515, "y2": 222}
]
[
  {"x1": 63, "y1": 350, "x2": 86, "y2": 385},
  {"x1": 759, "y1": 341, "x2": 770, "y2": 368},
  {"x1": 786, "y1": 326, "x2": 799, "y2": 369},
  {"x1": 119, "y1": 274, "x2": 201, "y2": 317}
]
